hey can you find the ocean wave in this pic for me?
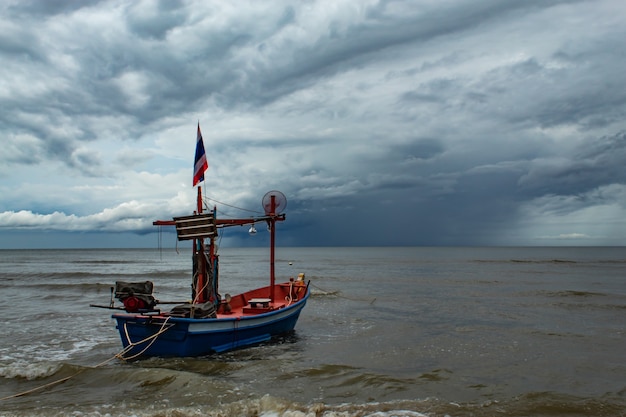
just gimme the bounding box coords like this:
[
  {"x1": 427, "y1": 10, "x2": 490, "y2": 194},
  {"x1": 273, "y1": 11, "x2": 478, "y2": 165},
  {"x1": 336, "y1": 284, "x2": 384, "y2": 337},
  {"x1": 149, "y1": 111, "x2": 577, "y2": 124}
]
[
  {"x1": 545, "y1": 290, "x2": 606, "y2": 298},
  {"x1": 1, "y1": 392, "x2": 623, "y2": 417},
  {"x1": 475, "y1": 258, "x2": 626, "y2": 265},
  {"x1": 70, "y1": 259, "x2": 148, "y2": 265},
  {"x1": 0, "y1": 360, "x2": 62, "y2": 380},
  {"x1": 0, "y1": 338, "x2": 106, "y2": 369},
  {"x1": 473, "y1": 259, "x2": 578, "y2": 264},
  {"x1": 533, "y1": 290, "x2": 626, "y2": 311},
  {"x1": 0, "y1": 270, "x2": 190, "y2": 280}
]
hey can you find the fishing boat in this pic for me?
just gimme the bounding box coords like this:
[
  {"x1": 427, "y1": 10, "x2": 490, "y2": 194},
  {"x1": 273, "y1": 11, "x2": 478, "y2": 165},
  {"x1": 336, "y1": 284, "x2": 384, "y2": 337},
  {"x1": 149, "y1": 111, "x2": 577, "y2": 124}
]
[{"x1": 91, "y1": 125, "x2": 309, "y2": 359}]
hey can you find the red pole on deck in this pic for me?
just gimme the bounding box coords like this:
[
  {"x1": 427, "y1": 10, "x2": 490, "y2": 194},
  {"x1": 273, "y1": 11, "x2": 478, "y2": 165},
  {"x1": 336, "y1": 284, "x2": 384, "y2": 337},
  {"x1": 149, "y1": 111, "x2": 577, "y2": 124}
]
[
  {"x1": 195, "y1": 186, "x2": 206, "y2": 303},
  {"x1": 269, "y1": 195, "x2": 276, "y2": 302},
  {"x1": 196, "y1": 187, "x2": 203, "y2": 214}
]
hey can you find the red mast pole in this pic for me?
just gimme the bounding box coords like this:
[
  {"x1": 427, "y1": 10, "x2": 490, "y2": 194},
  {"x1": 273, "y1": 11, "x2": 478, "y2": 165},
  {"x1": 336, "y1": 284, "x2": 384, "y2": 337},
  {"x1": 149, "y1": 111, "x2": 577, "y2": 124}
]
[
  {"x1": 197, "y1": 186, "x2": 203, "y2": 214},
  {"x1": 269, "y1": 195, "x2": 276, "y2": 302},
  {"x1": 195, "y1": 186, "x2": 206, "y2": 303}
]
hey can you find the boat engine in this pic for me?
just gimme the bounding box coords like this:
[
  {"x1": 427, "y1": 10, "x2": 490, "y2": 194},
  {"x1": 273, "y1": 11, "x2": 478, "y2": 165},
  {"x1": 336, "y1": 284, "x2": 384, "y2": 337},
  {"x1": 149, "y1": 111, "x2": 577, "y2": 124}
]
[{"x1": 114, "y1": 281, "x2": 157, "y2": 313}]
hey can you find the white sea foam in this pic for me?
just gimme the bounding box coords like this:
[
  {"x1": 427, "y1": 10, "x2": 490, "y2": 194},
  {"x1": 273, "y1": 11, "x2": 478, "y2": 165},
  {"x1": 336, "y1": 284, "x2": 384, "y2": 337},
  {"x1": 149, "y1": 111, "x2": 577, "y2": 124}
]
[{"x1": 0, "y1": 359, "x2": 61, "y2": 380}]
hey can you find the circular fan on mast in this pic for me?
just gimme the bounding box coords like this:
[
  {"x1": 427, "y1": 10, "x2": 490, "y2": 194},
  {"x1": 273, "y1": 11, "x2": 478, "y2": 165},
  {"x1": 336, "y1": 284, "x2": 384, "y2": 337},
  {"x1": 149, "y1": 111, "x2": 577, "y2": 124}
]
[{"x1": 262, "y1": 190, "x2": 287, "y2": 215}]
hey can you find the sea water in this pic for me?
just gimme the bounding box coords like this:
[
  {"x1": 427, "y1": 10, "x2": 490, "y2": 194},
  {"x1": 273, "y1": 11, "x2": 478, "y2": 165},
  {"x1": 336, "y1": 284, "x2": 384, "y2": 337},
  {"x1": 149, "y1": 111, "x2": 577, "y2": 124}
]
[{"x1": 0, "y1": 247, "x2": 624, "y2": 416}]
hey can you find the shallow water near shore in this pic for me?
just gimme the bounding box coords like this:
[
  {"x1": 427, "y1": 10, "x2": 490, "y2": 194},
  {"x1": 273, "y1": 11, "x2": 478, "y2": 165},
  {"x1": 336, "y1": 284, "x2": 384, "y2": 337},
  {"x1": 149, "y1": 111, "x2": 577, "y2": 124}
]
[{"x1": 1, "y1": 246, "x2": 625, "y2": 416}]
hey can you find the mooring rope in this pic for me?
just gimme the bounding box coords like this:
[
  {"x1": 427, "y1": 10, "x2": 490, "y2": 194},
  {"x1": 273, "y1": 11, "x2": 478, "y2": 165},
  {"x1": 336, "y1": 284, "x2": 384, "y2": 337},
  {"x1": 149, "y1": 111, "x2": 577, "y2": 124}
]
[
  {"x1": 285, "y1": 280, "x2": 294, "y2": 306},
  {"x1": 310, "y1": 282, "x2": 376, "y2": 304},
  {"x1": 117, "y1": 316, "x2": 173, "y2": 361},
  {"x1": 1, "y1": 316, "x2": 173, "y2": 401}
]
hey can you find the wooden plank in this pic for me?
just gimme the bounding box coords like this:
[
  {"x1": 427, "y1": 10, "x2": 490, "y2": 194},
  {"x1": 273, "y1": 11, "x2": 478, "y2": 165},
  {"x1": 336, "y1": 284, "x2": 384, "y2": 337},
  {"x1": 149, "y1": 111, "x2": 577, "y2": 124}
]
[{"x1": 173, "y1": 213, "x2": 216, "y2": 240}]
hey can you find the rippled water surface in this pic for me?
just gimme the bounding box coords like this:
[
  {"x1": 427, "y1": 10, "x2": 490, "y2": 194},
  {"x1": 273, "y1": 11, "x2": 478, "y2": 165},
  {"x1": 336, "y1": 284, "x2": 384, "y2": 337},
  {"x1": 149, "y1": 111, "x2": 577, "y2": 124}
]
[{"x1": 1, "y1": 247, "x2": 625, "y2": 416}]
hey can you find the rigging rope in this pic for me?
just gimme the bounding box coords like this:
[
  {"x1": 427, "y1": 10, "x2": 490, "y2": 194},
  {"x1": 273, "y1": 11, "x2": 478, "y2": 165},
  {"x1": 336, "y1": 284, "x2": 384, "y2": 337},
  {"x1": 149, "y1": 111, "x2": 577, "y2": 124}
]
[
  {"x1": 155, "y1": 193, "x2": 261, "y2": 252},
  {"x1": 203, "y1": 195, "x2": 262, "y2": 215}
]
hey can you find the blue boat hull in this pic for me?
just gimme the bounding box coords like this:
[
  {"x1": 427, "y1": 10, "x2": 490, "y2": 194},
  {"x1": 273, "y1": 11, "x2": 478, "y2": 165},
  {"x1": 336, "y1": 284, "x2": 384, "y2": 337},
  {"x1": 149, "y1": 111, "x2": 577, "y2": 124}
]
[{"x1": 112, "y1": 291, "x2": 308, "y2": 358}]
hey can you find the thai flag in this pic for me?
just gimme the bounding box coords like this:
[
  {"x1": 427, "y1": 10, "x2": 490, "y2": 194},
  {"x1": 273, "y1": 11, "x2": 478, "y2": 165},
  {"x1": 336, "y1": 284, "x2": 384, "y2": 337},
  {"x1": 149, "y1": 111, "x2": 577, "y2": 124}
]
[{"x1": 193, "y1": 123, "x2": 208, "y2": 186}]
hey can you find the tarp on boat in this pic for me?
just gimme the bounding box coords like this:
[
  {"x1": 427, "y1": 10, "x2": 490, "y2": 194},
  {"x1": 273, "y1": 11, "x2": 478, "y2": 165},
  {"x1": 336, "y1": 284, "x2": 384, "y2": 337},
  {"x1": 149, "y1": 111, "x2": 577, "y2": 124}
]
[
  {"x1": 169, "y1": 301, "x2": 217, "y2": 318},
  {"x1": 114, "y1": 281, "x2": 157, "y2": 312}
]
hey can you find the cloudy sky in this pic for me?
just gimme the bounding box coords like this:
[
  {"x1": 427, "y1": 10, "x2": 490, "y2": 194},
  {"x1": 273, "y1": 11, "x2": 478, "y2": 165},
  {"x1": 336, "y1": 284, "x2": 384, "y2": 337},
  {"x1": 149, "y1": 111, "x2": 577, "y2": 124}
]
[{"x1": 1, "y1": 0, "x2": 625, "y2": 249}]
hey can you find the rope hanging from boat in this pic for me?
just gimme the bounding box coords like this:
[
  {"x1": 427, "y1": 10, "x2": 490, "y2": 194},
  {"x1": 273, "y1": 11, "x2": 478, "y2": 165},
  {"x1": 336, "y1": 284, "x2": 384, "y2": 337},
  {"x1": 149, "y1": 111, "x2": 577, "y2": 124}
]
[
  {"x1": 156, "y1": 224, "x2": 180, "y2": 257},
  {"x1": 0, "y1": 318, "x2": 173, "y2": 401},
  {"x1": 285, "y1": 280, "x2": 294, "y2": 306},
  {"x1": 190, "y1": 253, "x2": 216, "y2": 306},
  {"x1": 191, "y1": 268, "x2": 200, "y2": 303},
  {"x1": 203, "y1": 250, "x2": 220, "y2": 308},
  {"x1": 117, "y1": 316, "x2": 173, "y2": 361}
]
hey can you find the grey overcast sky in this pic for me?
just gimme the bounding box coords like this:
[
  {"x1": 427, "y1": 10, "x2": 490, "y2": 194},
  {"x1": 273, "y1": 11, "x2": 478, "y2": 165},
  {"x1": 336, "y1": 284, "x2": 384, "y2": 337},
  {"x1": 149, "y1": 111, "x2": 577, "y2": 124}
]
[{"x1": 1, "y1": 0, "x2": 625, "y2": 248}]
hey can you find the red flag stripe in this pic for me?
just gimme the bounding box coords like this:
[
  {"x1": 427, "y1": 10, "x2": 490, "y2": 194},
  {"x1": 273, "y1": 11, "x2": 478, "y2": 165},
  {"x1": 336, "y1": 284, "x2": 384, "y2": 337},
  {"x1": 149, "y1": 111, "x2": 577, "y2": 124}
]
[{"x1": 193, "y1": 124, "x2": 208, "y2": 186}]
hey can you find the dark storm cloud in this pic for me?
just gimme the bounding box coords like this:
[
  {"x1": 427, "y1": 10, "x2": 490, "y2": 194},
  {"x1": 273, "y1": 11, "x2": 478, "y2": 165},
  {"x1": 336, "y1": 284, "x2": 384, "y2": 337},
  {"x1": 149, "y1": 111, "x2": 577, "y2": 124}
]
[
  {"x1": 1, "y1": 0, "x2": 625, "y2": 247},
  {"x1": 7, "y1": 0, "x2": 104, "y2": 16},
  {"x1": 0, "y1": 25, "x2": 43, "y2": 60},
  {"x1": 125, "y1": 1, "x2": 187, "y2": 40},
  {"x1": 520, "y1": 132, "x2": 626, "y2": 197}
]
